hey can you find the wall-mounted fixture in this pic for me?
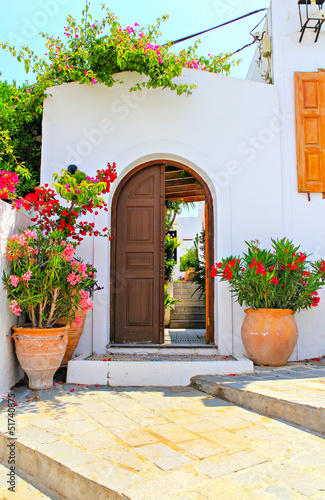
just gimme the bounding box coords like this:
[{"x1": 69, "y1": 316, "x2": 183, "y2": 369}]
[{"x1": 298, "y1": 0, "x2": 325, "y2": 42}]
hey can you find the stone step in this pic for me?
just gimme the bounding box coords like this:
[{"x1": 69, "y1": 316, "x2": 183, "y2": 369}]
[
  {"x1": 173, "y1": 290, "x2": 202, "y2": 297},
  {"x1": 191, "y1": 363, "x2": 325, "y2": 436},
  {"x1": 170, "y1": 320, "x2": 206, "y2": 329},
  {"x1": 173, "y1": 306, "x2": 205, "y2": 314},
  {"x1": 0, "y1": 462, "x2": 65, "y2": 499},
  {"x1": 173, "y1": 281, "x2": 198, "y2": 289},
  {"x1": 174, "y1": 299, "x2": 205, "y2": 307},
  {"x1": 170, "y1": 312, "x2": 206, "y2": 321},
  {"x1": 173, "y1": 294, "x2": 203, "y2": 302}
]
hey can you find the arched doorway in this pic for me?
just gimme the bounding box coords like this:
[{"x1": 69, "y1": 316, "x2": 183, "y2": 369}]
[{"x1": 110, "y1": 160, "x2": 215, "y2": 345}]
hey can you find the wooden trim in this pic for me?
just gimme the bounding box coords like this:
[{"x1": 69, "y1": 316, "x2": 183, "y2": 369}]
[
  {"x1": 110, "y1": 159, "x2": 215, "y2": 345},
  {"x1": 159, "y1": 164, "x2": 165, "y2": 343}
]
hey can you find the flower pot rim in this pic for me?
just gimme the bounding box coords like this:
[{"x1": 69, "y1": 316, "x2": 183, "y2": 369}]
[
  {"x1": 12, "y1": 324, "x2": 69, "y2": 333},
  {"x1": 244, "y1": 308, "x2": 295, "y2": 315}
]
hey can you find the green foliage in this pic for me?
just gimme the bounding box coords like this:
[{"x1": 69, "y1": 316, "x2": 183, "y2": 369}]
[
  {"x1": 52, "y1": 168, "x2": 106, "y2": 208},
  {"x1": 164, "y1": 285, "x2": 181, "y2": 310},
  {"x1": 165, "y1": 257, "x2": 177, "y2": 282},
  {"x1": 212, "y1": 238, "x2": 325, "y2": 312},
  {"x1": 193, "y1": 230, "x2": 206, "y2": 301},
  {"x1": 0, "y1": 79, "x2": 42, "y2": 195},
  {"x1": 0, "y1": 4, "x2": 238, "y2": 195},
  {"x1": 165, "y1": 233, "x2": 181, "y2": 254},
  {"x1": 1, "y1": 5, "x2": 236, "y2": 96},
  {"x1": 180, "y1": 245, "x2": 199, "y2": 272}
]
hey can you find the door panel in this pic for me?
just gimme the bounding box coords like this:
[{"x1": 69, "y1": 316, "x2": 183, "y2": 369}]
[{"x1": 114, "y1": 165, "x2": 164, "y2": 343}]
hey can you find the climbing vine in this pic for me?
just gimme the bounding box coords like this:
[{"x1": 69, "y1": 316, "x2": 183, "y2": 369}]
[{"x1": 0, "y1": 3, "x2": 238, "y2": 194}]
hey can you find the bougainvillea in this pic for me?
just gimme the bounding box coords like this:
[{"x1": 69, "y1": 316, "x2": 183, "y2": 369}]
[
  {"x1": 13, "y1": 162, "x2": 117, "y2": 244},
  {"x1": 1, "y1": 5, "x2": 237, "y2": 97},
  {"x1": 1, "y1": 161, "x2": 116, "y2": 328},
  {"x1": 0, "y1": 170, "x2": 19, "y2": 199},
  {"x1": 0, "y1": 4, "x2": 238, "y2": 196},
  {"x1": 211, "y1": 238, "x2": 325, "y2": 312}
]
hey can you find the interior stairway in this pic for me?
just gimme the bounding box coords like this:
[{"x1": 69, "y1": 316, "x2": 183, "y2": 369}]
[{"x1": 170, "y1": 281, "x2": 206, "y2": 329}]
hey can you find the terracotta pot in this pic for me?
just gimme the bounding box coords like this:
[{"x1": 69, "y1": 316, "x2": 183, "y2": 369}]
[
  {"x1": 241, "y1": 308, "x2": 298, "y2": 366},
  {"x1": 184, "y1": 267, "x2": 196, "y2": 281},
  {"x1": 61, "y1": 308, "x2": 87, "y2": 365},
  {"x1": 12, "y1": 324, "x2": 68, "y2": 390}
]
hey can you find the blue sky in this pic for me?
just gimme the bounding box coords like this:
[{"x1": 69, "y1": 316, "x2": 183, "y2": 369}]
[{"x1": 0, "y1": 0, "x2": 269, "y2": 85}]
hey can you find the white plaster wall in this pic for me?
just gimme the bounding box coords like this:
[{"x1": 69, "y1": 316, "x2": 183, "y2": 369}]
[
  {"x1": 41, "y1": 68, "x2": 283, "y2": 356},
  {"x1": 268, "y1": 0, "x2": 325, "y2": 359},
  {"x1": 0, "y1": 201, "x2": 28, "y2": 395}
]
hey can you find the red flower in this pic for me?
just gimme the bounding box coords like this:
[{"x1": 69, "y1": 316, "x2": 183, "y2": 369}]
[
  {"x1": 310, "y1": 291, "x2": 320, "y2": 307},
  {"x1": 249, "y1": 258, "x2": 257, "y2": 269},
  {"x1": 319, "y1": 260, "x2": 325, "y2": 273},
  {"x1": 255, "y1": 261, "x2": 266, "y2": 276},
  {"x1": 270, "y1": 276, "x2": 279, "y2": 284},
  {"x1": 295, "y1": 252, "x2": 307, "y2": 264},
  {"x1": 210, "y1": 266, "x2": 217, "y2": 278}
]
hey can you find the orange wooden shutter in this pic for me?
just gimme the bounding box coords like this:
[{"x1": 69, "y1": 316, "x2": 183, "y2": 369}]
[{"x1": 295, "y1": 70, "x2": 325, "y2": 193}]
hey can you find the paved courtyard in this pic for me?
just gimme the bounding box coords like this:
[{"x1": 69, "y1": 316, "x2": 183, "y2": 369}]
[{"x1": 0, "y1": 381, "x2": 325, "y2": 499}]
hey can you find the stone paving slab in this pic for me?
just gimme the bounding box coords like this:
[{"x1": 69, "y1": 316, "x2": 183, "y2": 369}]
[
  {"x1": 0, "y1": 382, "x2": 325, "y2": 499},
  {"x1": 192, "y1": 359, "x2": 325, "y2": 436}
]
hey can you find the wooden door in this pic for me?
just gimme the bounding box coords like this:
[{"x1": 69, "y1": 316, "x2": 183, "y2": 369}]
[{"x1": 112, "y1": 165, "x2": 165, "y2": 343}]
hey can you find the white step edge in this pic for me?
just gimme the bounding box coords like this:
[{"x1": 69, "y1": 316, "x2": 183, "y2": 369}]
[{"x1": 67, "y1": 356, "x2": 254, "y2": 387}]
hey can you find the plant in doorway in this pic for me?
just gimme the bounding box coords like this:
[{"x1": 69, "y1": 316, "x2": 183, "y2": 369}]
[
  {"x1": 211, "y1": 238, "x2": 325, "y2": 366},
  {"x1": 192, "y1": 229, "x2": 206, "y2": 301}
]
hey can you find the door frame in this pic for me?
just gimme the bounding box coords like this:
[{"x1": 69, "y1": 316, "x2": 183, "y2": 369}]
[{"x1": 110, "y1": 159, "x2": 215, "y2": 344}]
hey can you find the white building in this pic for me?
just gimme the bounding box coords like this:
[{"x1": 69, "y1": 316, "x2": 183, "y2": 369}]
[{"x1": 39, "y1": 0, "x2": 325, "y2": 364}]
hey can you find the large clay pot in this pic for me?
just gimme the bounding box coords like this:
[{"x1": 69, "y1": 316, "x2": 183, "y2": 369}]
[
  {"x1": 12, "y1": 324, "x2": 68, "y2": 390},
  {"x1": 241, "y1": 309, "x2": 298, "y2": 366},
  {"x1": 61, "y1": 308, "x2": 87, "y2": 365},
  {"x1": 184, "y1": 267, "x2": 196, "y2": 281}
]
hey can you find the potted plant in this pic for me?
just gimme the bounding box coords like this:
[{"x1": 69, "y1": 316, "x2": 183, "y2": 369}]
[
  {"x1": 2, "y1": 229, "x2": 95, "y2": 389},
  {"x1": 211, "y1": 238, "x2": 325, "y2": 366},
  {"x1": 164, "y1": 285, "x2": 181, "y2": 327},
  {"x1": 180, "y1": 246, "x2": 200, "y2": 281},
  {"x1": 165, "y1": 233, "x2": 181, "y2": 262},
  {"x1": 192, "y1": 230, "x2": 206, "y2": 300},
  {"x1": 1, "y1": 163, "x2": 117, "y2": 388}
]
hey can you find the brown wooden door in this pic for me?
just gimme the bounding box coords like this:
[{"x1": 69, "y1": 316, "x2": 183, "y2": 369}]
[{"x1": 113, "y1": 165, "x2": 164, "y2": 343}]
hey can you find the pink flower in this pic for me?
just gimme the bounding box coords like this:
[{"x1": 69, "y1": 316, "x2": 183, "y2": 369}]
[
  {"x1": 22, "y1": 270, "x2": 32, "y2": 285},
  {"x1": 63, "y1": 243, "x2": 75, "y2": 262},
  {"x1": 91, "y1": 78, "x2": 97, "y2": 85},
  {"x1": 26, "y1": 89, "x2": 30, "y2": 93},
  {"x1": 23, "y1": 229, "x2": 37, "y2": 239},
  {"x1": 84, "y1": 70, "x2": 88, "y2": 75},
  {"x1": 79, "y1": 290, "x2": 93, "y2": 313},
  {"x1": 72, "y1": 316, "x2": 83, "y2": 328},
  {"x1": 67, "y1": 273, "x2": 81, "y2": 285},
  {"x1": 10, "y1": 300, "x2": 22, "y2": 316},
  {"x1": 9, "y1": 275, "x2": 19, "y2": 287}
]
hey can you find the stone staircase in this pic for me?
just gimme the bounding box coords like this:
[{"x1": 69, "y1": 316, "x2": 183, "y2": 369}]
[{"x1": 170, "y1": 281, "x2": 206, "y2": 329}]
